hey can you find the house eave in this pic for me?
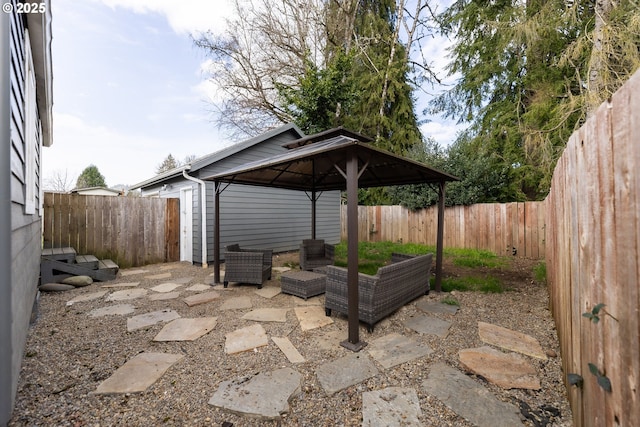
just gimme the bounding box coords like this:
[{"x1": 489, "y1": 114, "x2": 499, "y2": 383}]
[{"x1": 26, "y1": 0, "x2": 53, "y2": 147}]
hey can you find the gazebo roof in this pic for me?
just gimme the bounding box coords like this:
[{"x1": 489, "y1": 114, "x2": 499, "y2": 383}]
[
  {"x1": 205, "y1": 127, "x2": 458, "y2": 351},
  {"x1": 202, "y1": 134, "x2": 458, "y2": 189}
]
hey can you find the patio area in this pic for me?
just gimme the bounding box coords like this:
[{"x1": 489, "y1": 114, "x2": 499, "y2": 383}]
[{"x1": 10, "y1": 252, "x2": 571, "y2": 426}]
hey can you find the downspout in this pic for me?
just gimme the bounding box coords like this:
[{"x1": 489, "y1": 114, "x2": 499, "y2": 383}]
[{"x1": 182, "y1": 168, "x2": 208, "y2": 268}]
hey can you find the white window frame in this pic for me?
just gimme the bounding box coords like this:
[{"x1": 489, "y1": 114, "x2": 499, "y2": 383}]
[{"x1": 24, "y1": 29, "x2": 38, "y2": 215}]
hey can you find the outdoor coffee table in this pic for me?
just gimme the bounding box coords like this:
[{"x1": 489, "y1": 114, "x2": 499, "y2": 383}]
[{"x1": 280, "y1": 270, "x2": 326, "y2": 300}]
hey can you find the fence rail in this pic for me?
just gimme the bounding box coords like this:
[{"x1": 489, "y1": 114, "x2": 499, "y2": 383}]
[
  {"x1": 341, "y1": 202, "x2": 546, "y2": 258},
  {"x1": 42, "y1": 193, "x2": 180, "y2": 268},
  {"x1": 545, "y1": 72, "x2": 640, "y2": 426}
]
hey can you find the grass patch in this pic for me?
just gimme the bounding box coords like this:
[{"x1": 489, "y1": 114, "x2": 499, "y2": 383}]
[
  {"x1": 446, "y1": 247, "x2": 507, "y2": 269},
  {"x1": 438, "y1": 275, "x2": 505, "y2": 293},
  {"x1": 333, "y1": 241, "x2": 508, "y2": 293},
  {"x1": 533, "y1": 261, "x2": 547, "y2": 284},
  {"x1": 441, "y1": 295, "x2": 460, "y2": 306},
  {"x1": 334, "y1": 241, "x2": 434, "y2": 274}
]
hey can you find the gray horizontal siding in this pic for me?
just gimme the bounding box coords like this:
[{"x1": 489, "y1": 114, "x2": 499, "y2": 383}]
[
  {"x1": 215, "y1": 184, "x2": 340, "y2": 258},
  {"x1": 4, "y1": 5, "x2": 45, "y2": 424}
]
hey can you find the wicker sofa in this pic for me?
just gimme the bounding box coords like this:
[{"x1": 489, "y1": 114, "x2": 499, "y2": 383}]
[
  {"x1": 299, "y1": 239, "x2": 335, "y2": 271},
  {"x1": 223, "y1": 244, "x2": 272, "y2": 289},
  {"x1": 324, "y1": 253, "x2": 433, "y2": 332}
]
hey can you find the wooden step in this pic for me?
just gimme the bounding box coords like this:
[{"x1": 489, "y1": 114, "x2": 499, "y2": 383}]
[
  {"x1": 41, "y1": 247, "x2": 76, "y2": 263},
  {"x1": 75, "y1": 254, "x2": 99, "y2": 270},
  {"x1": 98, "y1": 259, "x2": 119, "y2": 275},
  {"x1": 41, "y1": 257, "x2": 117, "y2": 284}
]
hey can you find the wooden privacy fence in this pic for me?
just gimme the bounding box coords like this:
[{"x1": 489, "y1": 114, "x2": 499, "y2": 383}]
[
  {"x1": 545, "y1": 72, "x2": 639, "y2": 426},
  {"x1": 43, "y1": 193, "x2": 180, "y2": 268},
  {"x1": 341, "y1": 201, "x2": 546, "y2": 258}
]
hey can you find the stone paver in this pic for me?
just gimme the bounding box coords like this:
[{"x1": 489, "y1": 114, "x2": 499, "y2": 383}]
[
  {"x1": 219, "y1": 296, "x2": 253, "y2": 310},
  {"x1": 423, "y1": 362, "x2": 523, "y2": 427},
  {"x1": 208, "y1": 367, "x2": 301, "y2": 420},
  {"x1": 66, "y1": 290, "x2": 107, "y2": 305},
  {"x1": 403, "y1": 314, "x2": 452, "y2": 338},
  {"x1": 368, "y1": 333, "x2": 432, "y2": 369},
  {"x1": 225, "y1": 324, "x2": 269, "y2": 354},
  {"x1": 185, "y1": 284, "x2": 211, "y2": 292},
  {"x1": 271, "y1": 336, "x2": 305, "y2": 364},
  {"x1": 106, "y1": 288, "x2": 148, "y2": 301},
  {"x1": 416, "y1": 299, "x2": 459, "y2": 314},
  {"x1": 362, "y1": 387, "x2": 422, "y2": 427},
  {"x1": 93, "y1": 352, "x2": 183, "y2": 394},
  {"x1": 294, "y1": 306, "x2": 333, "y2": 331},
  {"x1": 272, "y1": 266, "x2": 291, "y2": 273},
  {"x1": 149, "y1": 291, "x2": 181, "y2": 301},
  {"x1": 183, "y1": 291, "x2": 220, "y2": 307},
  {"x1": 119, "y1": 269, "x2": 148, "y2": 277},
  {"x1": 102, "y1": 282, "x2": 140, "y2": 288},
  {"x1": 290, "y1": 295, "x2": 322, "y2": 306},
  {"x1": 171, "y1": 276, "x2": 194, "y2": 284},
  {"x1": 144, "y1": 272, "x2": 172, "y2": 280},
  {"x1": 153, "y1": 317, "x2": 218, "y2": 341},
  {"x1": 151, "y1": 283, "x2": 183, "y2": 293},
  {"x1": 127, "y1": 309, "x2": 181, "y2": 332},
  {"x1": 316, "y1": 353, "x2": 378, "y2": 396},
  {"x1": 89, "y1": 304, "x2": 135, "y2": 317},
  {"x1": 242, "y1": 308, "x2": 288, "y2": 323},
  {"x1": 459, "y1": 346, "x2": 541, "y2": 390},
  {"x1": 254, "y1": 287, "x2": 281, "y2": 299},
  {"x1": 478, "y1": 321, "x2": 547, "y2": 359}
]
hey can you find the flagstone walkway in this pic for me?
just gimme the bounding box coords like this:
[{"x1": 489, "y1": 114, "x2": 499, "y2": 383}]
[{"x1": 16, "y1": 259, "x2": 571, "y2": 426}]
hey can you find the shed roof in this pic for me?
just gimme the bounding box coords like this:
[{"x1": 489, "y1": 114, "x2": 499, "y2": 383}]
[
  {"x1": 203, "y1": 134, "x2": 458, "y2": 190},
  {"x1": 129, "y1": 123, "x2": 304, "y2": 190}
]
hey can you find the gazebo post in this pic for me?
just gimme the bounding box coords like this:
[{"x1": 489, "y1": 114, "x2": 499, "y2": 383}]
[
  {"x1": 341, "y1": 149, "x2": 367, "y2": 351},
  {"x1": 311, "y1": 189, "x2": 316, "y2": 240},
  {"x1": 214, "y1": 180, "x2": 221, "y2": 284},
  {"x1": 434, "y1": 181, "x2": 446, "y2": 292}
]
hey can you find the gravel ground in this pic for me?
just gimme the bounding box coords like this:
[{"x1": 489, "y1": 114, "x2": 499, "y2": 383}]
[{"x1": 9, "y1": 252, "x2": 572, "y2": 426}]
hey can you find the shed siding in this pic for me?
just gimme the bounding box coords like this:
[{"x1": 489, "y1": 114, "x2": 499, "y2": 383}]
[
  {"x1": 140, "y1": 126, "x2": 341, "y2": 264},
  {"x1": 195, "y1": 128, "x2": 340, "y2": 260},
  {"x1": 3, "y1": 6, "x2": 44, "y2": 424}
]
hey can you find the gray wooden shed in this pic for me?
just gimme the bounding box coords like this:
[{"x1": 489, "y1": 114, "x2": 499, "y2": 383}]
[
  {"x1": 1, "y1": 1, "x2": 53, "y2": 423},
  {"x1": 130, "y1": 124, "x2": 341, "y2": 266}
]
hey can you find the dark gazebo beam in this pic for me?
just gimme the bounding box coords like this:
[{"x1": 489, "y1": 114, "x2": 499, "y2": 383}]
[{"x1": 434, "y1": 181, "x2": 446, "y2": 293}]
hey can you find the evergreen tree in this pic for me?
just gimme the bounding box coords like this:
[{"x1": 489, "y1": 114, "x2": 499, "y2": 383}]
[
  {"x1": 432, "y1": 0, "x2": 639, "y2": 200},
  {"x1": 155, "y1": 154, "x2": 179, "y2": 175},
  {"x1": 75, "y1": 165, "x2": 107, "y2": 189}
]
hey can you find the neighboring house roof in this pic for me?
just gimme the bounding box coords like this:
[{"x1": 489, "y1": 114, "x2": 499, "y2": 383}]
[
  {"x1": 70, "y1": 187, "x2": 122, "y2": 196},
  {"x1": 129, "y1": 122, "x2": 304, "y2": 190}
]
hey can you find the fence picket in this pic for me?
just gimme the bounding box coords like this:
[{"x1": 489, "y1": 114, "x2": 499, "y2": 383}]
[{"x1": 43, "y1": 193, "x2": 180, "y2": 268}]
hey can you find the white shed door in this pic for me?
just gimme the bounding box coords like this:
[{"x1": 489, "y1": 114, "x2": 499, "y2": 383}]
[{"x1": 180, "y1": 187, "x2": 193, "y2": 262}]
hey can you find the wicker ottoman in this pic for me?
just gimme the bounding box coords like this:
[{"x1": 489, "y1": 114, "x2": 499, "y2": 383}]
[{"x1": 280, "y1": 270, "x2": 326, "y2": 300}]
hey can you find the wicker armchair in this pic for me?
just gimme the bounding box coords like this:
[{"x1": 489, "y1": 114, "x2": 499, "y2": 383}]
[
  {"x1": 223, "y1": 244, "x2": 272, "y2": 289},
  {"x1": 299, "y1": 239, "x2": 335, "y2": 271},
  {"x1": 324, "y1": 253, "x2": 433, "y2": 332}
]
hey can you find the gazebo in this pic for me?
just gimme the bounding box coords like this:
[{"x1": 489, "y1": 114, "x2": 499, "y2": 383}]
[{"x1": 204, "y1": 128, "x2": 458, "y2": 351}]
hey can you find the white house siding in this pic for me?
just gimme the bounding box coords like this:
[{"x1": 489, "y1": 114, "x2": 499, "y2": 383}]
[{"x1": 2, "y1": 3, "x2": 50, "y2": 424}]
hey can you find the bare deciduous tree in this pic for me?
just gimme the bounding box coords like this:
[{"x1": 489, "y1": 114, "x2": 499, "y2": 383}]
[
  {"x1": 43, "y1": 169, "x2": 75, "y2": 192},
  {"x1": 193, "y1": 0, "x2": 442, "y2": 140}
]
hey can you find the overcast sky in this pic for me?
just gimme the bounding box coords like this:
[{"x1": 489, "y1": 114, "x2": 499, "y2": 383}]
[{"x1": 44, "y1": 0, "x2": 461, "y2": 189}]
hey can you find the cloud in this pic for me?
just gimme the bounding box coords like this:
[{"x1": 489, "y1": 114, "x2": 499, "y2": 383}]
[
  {"x1": 96, "y1": 0, "x2": 234, "y2": 34},
  {"x1": 420, "y1": 120, "x2": 464, "y2": 147}
]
